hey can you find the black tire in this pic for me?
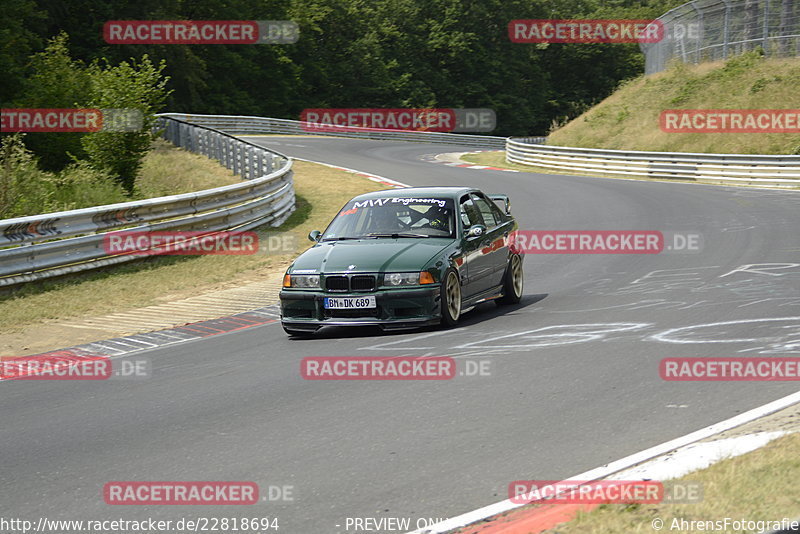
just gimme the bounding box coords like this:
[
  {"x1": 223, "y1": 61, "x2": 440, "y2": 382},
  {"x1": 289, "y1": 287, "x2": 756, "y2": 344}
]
[
  {"x1": 440, "y1": 268, "x2": 462, "y2": 327},
  {"x1": 497, "y1": 254, "x2": 523, "y2": 305}
]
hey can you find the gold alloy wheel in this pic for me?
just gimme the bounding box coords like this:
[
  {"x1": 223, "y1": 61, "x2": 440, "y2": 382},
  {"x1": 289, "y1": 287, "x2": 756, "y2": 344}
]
[
  {"x1": 511, "y1": 254, "x2": 523, "y2": 298},
  {"x1": 446, "y1": 271, "x2": 461, "y2": 320}
]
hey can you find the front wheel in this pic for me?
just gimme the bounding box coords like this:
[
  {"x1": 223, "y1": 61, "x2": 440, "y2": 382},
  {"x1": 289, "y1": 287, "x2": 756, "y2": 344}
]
[
  {"x1": 497, "y1": 254, "x2": 523, "y2": 305},
  {"x1": 440, "y1": 269, "x2": 462, "y2": 327}
]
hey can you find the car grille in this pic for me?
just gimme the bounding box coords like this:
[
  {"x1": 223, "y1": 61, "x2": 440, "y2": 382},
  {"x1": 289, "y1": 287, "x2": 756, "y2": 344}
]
[
  {"x1": 351, "y1": 275, "x2": 376, "y2": 291},
  {"x1": 324, "y1": 274, "x2": 376, "y2": 292},
  {"x1": 325, "y1": 276, "x2": 349, "y2": 291}
]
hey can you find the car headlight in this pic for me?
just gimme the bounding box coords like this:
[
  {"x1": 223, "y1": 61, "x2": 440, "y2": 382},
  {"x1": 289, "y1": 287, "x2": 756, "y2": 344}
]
[
  {"x1": 383, "y1": 272, "x2": 434, "y2": 286},
  {"x1": 284, "y1": 274, "x2": 320, "y2": 288}
]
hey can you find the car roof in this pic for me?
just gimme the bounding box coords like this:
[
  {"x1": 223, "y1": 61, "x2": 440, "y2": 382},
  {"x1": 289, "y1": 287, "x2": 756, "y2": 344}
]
[{"x1": 351, "y1": 186, "x2": 477, "y2": 201}]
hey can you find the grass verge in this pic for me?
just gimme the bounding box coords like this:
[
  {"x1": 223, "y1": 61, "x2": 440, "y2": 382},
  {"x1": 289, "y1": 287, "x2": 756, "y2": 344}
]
[
  {"x1": 133, "y1": 138, "x2": 241, "y2": 196},
  {"x1": 548, "y1": 53, "x2": 800, "y2": 155},
  {"x1": 463, "y1": 151, "x2": 547, "y2": 172},
  {"x1": 537, "y1": 432, "x2": 800, "y2": 534},
  {"x1": 0, "y1": 155, "x2": 386, "y2": 332}
]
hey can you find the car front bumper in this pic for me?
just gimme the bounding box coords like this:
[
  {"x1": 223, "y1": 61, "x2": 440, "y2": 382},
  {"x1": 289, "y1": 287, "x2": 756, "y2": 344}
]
[{"x1": 279, "y1": 286, "x2": 442, "y2": 331}]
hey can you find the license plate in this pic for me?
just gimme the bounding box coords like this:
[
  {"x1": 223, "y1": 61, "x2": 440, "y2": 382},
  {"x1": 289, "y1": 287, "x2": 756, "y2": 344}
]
[{"x1": 324, "y1": 296, "x2": 376, "y2": 309}]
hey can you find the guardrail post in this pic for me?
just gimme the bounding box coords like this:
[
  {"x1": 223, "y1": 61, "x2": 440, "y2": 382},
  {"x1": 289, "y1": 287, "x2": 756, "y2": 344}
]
[
  {"x1": 692, "y1": 1, "x2": 703, "y2": 63},
  {"x1": 722, "y1": 0, "x2": 731, "y2": 59},
  {"x1": 763, "y1": 0, "x2": 770, "y2": 51},
  {"x1": 255, "y1": 150, "x2": 262, "y2": 177}
]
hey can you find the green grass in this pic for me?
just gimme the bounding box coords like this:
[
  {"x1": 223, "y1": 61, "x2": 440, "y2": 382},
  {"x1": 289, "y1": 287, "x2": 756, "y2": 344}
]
[
  {"x1": 0, "y1": 137, "x2": 242, "y2": 219},
  {"x1": 134, "y1": 138, "x2": 240, "y2": 196},
  {"x1": 548, "y1": 53, "x2": 800, "y2": 155}
]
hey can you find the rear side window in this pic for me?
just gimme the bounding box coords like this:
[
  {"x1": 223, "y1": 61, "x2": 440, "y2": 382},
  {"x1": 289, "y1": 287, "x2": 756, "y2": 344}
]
[{"x1": 471, "y1": 194, "x2": 503, "y2": 227}]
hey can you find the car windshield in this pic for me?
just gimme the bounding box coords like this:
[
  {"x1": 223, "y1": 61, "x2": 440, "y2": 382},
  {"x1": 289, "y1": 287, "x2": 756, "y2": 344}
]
[{"x1": 322, "y1": 197, "x2": 456, "y2": 240}]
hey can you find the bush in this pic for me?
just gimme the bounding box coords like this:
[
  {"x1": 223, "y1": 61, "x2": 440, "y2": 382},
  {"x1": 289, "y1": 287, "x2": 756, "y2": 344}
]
[
  {"x1": 10, "y1": 33, "x2": 172, "y2": 195},
  {"x1": 0, "y1": 134, "x2": 128, "y2": 219}
]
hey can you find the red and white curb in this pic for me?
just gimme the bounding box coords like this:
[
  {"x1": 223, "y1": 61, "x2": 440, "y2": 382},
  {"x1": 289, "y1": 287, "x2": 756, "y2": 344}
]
[
  {"x1": 407, "y1": 390, "x2": 800, "y2": 534},
  {"x1": 442, "y1": 162, "x2": 519, "y2": 172},
  {"x1": 0, "y1": 306, "x2": 282, "y2": 382},
  {"x1": 423, "y1": 151, "x2": 520, "y2": 173}
]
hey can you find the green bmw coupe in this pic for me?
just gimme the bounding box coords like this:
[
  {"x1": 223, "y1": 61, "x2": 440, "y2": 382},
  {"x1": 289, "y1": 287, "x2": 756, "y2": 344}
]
[{"x1": 279, "y1": 186, "x2": 523, "y2": 336}]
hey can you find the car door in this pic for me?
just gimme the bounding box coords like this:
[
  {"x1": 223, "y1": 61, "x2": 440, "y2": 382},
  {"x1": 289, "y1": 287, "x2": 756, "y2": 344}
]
[
  {"x1": 470, "y1": 192, "x2": 514, "y2": 289},
  {"x1": 458, "y1": 194, "x2": 494, "y2": 296}
]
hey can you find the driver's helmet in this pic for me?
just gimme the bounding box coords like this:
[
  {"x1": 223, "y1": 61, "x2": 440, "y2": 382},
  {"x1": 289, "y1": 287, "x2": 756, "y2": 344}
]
[{"x1": 424, "y1": 205, "x2": 449, "y2": 232}]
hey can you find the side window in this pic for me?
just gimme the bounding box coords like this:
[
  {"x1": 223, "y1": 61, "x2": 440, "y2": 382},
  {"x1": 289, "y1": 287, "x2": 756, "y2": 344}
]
[
  {"x1": 471, "y1": 194, "x2": 500, "y2": 227},
  {"x1": 459, "y1": 195, "x2": 484, "y2": 228},
  {"x1": 487, "y1": 197, "x2": 508, "y2": 223}
]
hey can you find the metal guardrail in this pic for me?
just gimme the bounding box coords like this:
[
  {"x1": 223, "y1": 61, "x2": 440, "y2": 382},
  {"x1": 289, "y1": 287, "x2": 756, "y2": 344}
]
[
  {"x1": 0, "y1": 116, "x2": 295, "y2": 287},
  {"x1": 160, "y1": 113, "x2": 515, "y2": 149},
  {"x1": 641, "y1": 0, "x2": 800, "y2": 74},
  {"x1": 506, "y1": 138, "x2": 800, "y2": 188}
]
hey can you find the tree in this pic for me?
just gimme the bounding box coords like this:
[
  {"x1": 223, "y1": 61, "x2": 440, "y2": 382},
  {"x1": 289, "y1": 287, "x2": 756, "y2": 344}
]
[
  {"x1": 14, "y1": 33, "x2": 91, "y2": 171},
  {"x1": 82, "y1": 56, "x2": 172, "y2": 193},
  {"x1": 0, "y1": 0, "x2": 45, "y2": 106}
]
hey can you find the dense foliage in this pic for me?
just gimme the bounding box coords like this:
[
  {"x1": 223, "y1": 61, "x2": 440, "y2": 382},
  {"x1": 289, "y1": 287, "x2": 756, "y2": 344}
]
[
  {"x1": 1, "y1": 0, "x2": 690, "y2": 217},
  {"x1": 3, "y1": 0, "x2": 687, "y2": 139}
]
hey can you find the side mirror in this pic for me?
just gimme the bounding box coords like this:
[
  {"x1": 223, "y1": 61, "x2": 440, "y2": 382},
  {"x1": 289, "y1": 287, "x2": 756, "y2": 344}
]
[
  {"x1": 466, "y1": 225, "x2": 486, "y2": 238},
  {"x1": 308, "y1": 230, "x2": 321, "y2": 242}
]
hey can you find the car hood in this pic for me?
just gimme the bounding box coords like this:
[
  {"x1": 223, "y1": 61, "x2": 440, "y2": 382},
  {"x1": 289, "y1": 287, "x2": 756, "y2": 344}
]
[{"x1": 289, "y1": 238, "x2": 452, "y2": 274}]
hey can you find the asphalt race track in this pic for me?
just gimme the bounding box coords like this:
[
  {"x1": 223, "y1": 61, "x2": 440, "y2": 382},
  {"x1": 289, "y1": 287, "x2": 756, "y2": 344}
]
[{"x1": 2, "y1": 136, "x2": 799, "y2": 533}]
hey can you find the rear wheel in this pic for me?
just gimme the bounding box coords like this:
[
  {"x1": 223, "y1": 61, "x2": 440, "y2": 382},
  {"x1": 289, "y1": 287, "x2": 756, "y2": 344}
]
[
  {"x1": 498, "y1": 254, "x2": 523, "y2": 305},
  {"x1": 440, "y1": 269, "x2": 462, "y2": 327}
]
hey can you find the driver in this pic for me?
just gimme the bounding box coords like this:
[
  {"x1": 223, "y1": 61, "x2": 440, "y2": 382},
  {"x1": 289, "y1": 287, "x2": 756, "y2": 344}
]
[{"x1": 423, "y1": 205, "x2": 450, "y2": 232}]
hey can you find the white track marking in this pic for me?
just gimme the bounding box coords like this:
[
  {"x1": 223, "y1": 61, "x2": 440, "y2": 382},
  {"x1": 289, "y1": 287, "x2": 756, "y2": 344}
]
[
  {"x1": 407, "y1": 391, "x2": 800, "y2": 534},
  {"x1": 719, "y1": 263, "x2": 800, "y2": 278},
  {"x1": 611, "y1": 431, "x2": 786, "y2": 481},
  {"x1": 651, "y1": 317, "x2": 800, "y2": 345}
]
